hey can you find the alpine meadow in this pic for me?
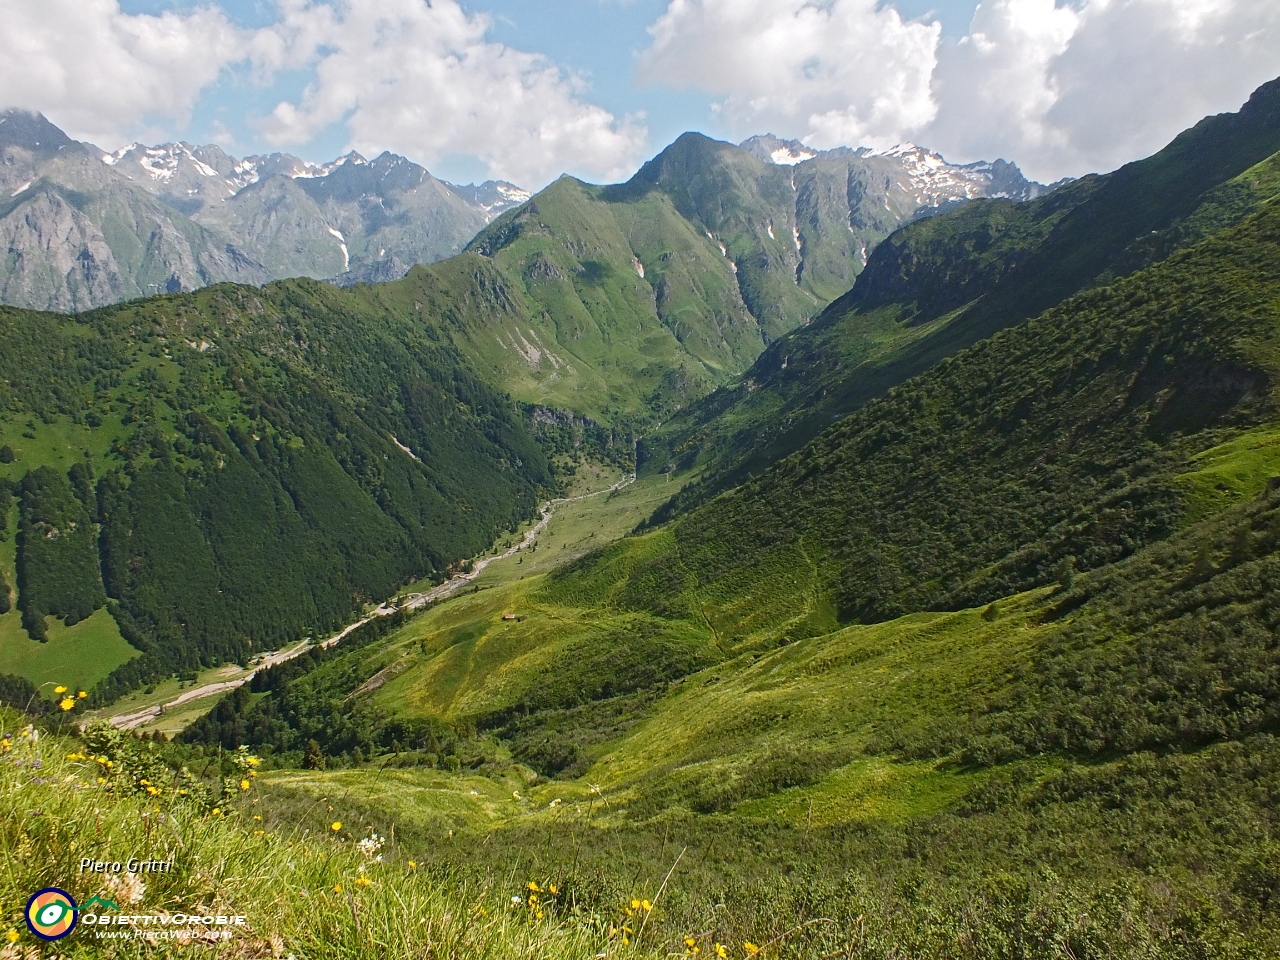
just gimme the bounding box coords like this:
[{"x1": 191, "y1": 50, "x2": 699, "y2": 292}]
[{"x1": 2, "y1": 31, "x2": 1280, "y2": 960}]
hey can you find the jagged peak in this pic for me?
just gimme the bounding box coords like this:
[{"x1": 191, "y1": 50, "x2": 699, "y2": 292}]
[{"x1": 0, "y1": 108, "x2": 77, "y2": 153}]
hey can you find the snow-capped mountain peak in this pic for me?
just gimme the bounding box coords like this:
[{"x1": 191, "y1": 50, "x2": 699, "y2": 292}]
[
  {"x1": 292, "y1": 151, "x2": 368, "y2": 179},
  {"x1": 741, "y1": 134, "x2": 1050, "y2": 206}
]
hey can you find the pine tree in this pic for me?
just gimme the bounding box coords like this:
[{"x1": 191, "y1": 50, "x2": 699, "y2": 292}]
[{"x1": 303, "y1": 739, "x2": 325, "y2": 771}]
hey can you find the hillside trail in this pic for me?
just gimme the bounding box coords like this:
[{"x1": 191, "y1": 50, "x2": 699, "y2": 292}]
[{"x1": 106, "y1": 473, "x2": 635, "y2": 730}]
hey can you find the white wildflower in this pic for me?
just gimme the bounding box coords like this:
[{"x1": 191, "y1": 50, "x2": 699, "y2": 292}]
[{"x1": 103, "y1": 872, "x2": 146, "y2": 905}]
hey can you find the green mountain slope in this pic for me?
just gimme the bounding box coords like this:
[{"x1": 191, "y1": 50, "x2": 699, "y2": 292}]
[
  {"x1": 0, "y1": 279, "x2": 552, "y2": 700},
  {"x1": 645, "y1": 78, "x2": 1280, "y2": 504},
  {"x1": 162, "y1": 176, "x2": 1280, "y2": 954},
  {"x1": 648, "y1": 202, "x2": 1280, "y2": 624},
  {"x1": 451, "y1": 175, "x2": 764, "y2": 420},
  {"x1": 192, "y1": 191, "x2": 1280, "y2": 768},
  {"x1": 413, "y1": 133, "x2": 1058, "y2": 425}
]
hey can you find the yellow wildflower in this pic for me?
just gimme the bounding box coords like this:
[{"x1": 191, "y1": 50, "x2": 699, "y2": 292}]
[
  {"x1": 528, "y1": 881, "x2": 541, "y2": 893},
  {"x1": 355, "y1": 877, "x2": 372, "y2": 887},
  {"x1": 685, "y1": 939, "x2": 697, "y2": 949},
  {"x1": 716, "y1": 944, "x2": 728, "y2": 959},
  {"x1": 331, "y1": 821, "x2": 342, "y2": 832},
  {"x1": 642, "y1": 899, "x2": 653, "y2": 911},
  {"x1": 78, "y1": 691, "x2": 87, "y2": 699},
  {"x1": 6, "y1": 930, "x2": 18, "y2": 943},
  {"x1": 333, "y1": 884, "x2": 343, "y2": 893},
  {"x1": 253, "y1": 815, "x2": 262, "y2": 821},
  {"x1": 239, "y1": 779, "x2": 250, "y2": 791},
  {"x1": 631, "y1": 899, "x2": 641, "y2": 911},
  {"x1": 59, "y1": 697, "x2": 75, "y2": 711},
  {"x1": 408, "y1": 861, "x2": 417, "y2": 869},
  {"x1": 54, "y1": 685, "x2": 67, "y2": 694},
  {"x1": 745, "y1": 943, "x2": 760, "y2": 955},
  {"x1": 549, "y1": 883, "x2": 558, "y2": 895}
]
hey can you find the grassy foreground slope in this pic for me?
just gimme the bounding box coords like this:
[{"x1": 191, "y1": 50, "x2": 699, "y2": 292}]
[
  {"x1": 0, "y1": 712, "x2": 658, "y2": 960},
  {"x1": 644, "y1": 77, "x2": 1280, "y2": 500}
]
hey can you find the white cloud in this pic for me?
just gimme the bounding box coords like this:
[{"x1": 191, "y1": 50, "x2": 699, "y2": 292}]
[
  {"x1": 0, "y1": 0, "x2": 645, "y2": 189},
  {"x1": 640, "y1": 0, "x2": 941, "y2": 150},
  {"x1": 0, "y1": 0, "x2": 249, "y2": 149},
  {"x1": 927, "y1": 0, "x2": 1280, "y2": 181},
  {"x1": 256, "y1": 0, "x2": 647, "y2": 188},
  {"x1": 641, "y1": 0, "x2": 1280, "y2": 181}
]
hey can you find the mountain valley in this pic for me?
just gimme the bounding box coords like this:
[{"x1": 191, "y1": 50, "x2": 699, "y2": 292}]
[{"x1": 3, "y1": 78, "x2": 1280, "y2": 960}]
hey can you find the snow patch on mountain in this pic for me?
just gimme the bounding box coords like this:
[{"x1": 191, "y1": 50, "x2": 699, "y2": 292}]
[
  {"x1": 294, "y1": 152, "x2": 368, "y2": 179},
  {"x1": 771, "y1": 145, "x2": 816, "y2": 165},
  {"x1": 327, "y1": 227, "x2": 350, "y2": 271}
]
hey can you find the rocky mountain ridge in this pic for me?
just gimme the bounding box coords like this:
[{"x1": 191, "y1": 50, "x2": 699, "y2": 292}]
[{"x1": 0, "y1": 109, "x2": 528, "y2": 310}]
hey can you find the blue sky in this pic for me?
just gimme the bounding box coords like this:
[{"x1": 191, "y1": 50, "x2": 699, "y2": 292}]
[
  {"x1": 8, "y1": 0, "x2": 1279, "y2": 189},
  {"x1": 109, "y1": 0, "x2": 983, "y2": 182}
]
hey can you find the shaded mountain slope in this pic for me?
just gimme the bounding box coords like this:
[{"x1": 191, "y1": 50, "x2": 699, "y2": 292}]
[
  {"x1": 637, "y1": 199, "x2": 1280, "y2": 626},
  {"x1": 644, "y1": 78, "x2": 1280, "y2": 507}
]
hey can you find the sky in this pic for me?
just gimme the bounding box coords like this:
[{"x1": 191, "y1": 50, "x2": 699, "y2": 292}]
[{"x1": 2, "y1": 0, "x2": 1278, "y2": 190}]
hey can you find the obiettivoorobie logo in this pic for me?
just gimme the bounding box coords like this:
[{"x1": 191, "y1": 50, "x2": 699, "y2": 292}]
[{"x1": 25, "y1": 887, "x2": 78, "y2": 941}]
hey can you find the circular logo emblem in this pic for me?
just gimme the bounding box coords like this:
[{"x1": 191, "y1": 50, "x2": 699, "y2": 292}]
[{"x1": 25, "y1": 887, "x2": 78, "y2": 941}]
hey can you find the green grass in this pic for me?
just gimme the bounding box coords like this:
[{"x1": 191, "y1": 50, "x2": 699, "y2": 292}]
[
  {"x1": 472, "y1": 470, "x2": 696, "y2": 591},
  {"x1": 0, "y1": 608, "x2": 137, "y2": 698},
  {"x1": 0, "y1": 411, "x2": 125, "y2": 485},
  {"x1": 730, "y1": 756, "x2": 984, "y2": 826},
  {"x1": 0, "y1": 492, "x2": 138, "y2": 696},
  {"x1": 0, "y1": 717, "x2": 662, "y2": 959},
  {"x1": 568, "y1": 591, "x2": 1051, "y2": 818},
  {"x1": 1175, "y1": 422, "x2": 1280, "y2": 522},
  {"x1": 265, "y1": 767, "x2": 532, "y2": 832},
  {"x1": 358, "y1": 556, "x2": 1050, "y2": 826}
]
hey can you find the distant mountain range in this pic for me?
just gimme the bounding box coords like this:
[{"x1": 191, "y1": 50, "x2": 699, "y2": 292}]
[
  {"x1": 0, "y1": 109, "x2": 528, "y2": 311},
  {"x1": 0, "y1": 109, "x2": 1051, "y2": 313}
]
